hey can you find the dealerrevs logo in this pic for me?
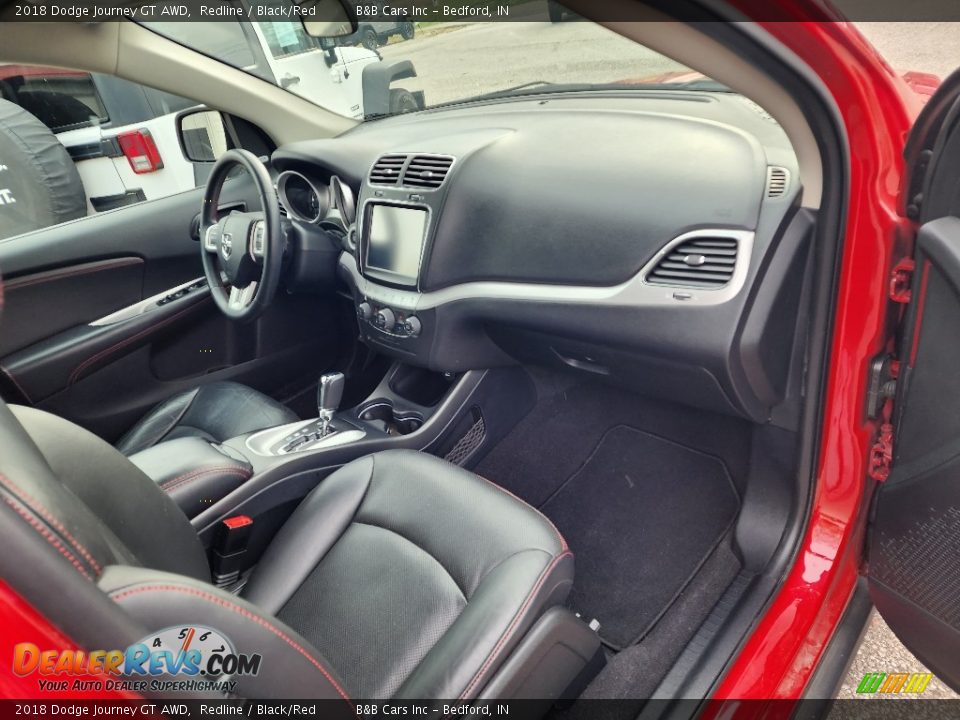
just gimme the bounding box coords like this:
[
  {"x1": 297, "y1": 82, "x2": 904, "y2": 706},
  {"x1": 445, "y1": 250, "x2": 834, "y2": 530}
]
[{"x1": 13, "y1": 625, "x2": 261, "y2": 693}]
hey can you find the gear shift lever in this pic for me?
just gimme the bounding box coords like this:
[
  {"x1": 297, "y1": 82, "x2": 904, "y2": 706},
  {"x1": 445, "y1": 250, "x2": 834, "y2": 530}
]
[{"x1": 317, "y1": 372, "x2": 345, "y2": 436}]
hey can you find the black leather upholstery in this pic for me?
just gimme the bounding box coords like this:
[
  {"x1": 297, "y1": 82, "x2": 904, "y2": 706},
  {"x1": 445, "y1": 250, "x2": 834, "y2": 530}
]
[
  {"x1": 127, "y1": 437, "x2": 253, "y2": 518},
  {"x1": 97, "y1": 565, "x2": 352, "y2": 701},
  {"x1": 115, "y1": 381, "x2": 298, "y2": 456},
  {"x1": 0, "y1": 397, "x2": 576, "y2": 701},
  {"x1": 4, "y1": 404, "x2": 210, "y2": 581},
  {"x1": 245, "y1": 451, "x2": 573, "y2": 699}
]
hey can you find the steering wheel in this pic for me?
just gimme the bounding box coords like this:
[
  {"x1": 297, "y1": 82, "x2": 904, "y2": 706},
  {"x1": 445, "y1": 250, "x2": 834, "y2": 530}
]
[{"x1": 200, "y1": 149, "x2": 283, "y2": 322}]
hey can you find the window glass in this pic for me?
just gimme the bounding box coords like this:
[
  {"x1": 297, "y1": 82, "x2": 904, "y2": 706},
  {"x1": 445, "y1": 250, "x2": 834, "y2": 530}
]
[
  {"x1": 0, "y1": 64, "x2": 223, "y2": 242},
  {"x1": 0, "y1": 66, "x2": 107, "y2": 132}
]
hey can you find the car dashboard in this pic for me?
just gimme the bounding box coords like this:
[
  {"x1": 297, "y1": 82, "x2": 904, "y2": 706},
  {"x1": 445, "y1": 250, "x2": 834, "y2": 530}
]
[{"x1": 271, "y1": 91, "x2": 811, "y2": 424}]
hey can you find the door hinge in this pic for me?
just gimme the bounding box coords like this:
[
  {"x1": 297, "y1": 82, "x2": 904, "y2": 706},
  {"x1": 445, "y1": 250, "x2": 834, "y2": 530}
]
[
  {"x1": 867, "y1": 356, "x2": 899, "y2": 482},
  {"x1": 889, "y1": 257, "x2": 916, "y2": 304}
]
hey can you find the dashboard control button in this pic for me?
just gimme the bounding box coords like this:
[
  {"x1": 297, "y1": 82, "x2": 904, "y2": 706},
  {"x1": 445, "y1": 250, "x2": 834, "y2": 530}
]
[
  {"x1": 376, "y1": 308, "x2": 396, "y2": 332},
  {"x1": 405, "y1": 316, "x2": 422, "y2": 337},
  {"x1": 357, "y1": 302, "x2": 373, "y2": 320}
]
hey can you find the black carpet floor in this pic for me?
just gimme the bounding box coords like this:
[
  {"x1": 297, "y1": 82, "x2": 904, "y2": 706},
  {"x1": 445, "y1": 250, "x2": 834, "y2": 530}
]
[{"x1": 475, "y1": 376, "x2": 745, "y2": 649}]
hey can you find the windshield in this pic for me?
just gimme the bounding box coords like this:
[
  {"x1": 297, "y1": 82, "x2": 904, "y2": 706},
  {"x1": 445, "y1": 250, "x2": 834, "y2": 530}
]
[{"x1": 143, "y1": 2, "x2": 722, "y2": 121}]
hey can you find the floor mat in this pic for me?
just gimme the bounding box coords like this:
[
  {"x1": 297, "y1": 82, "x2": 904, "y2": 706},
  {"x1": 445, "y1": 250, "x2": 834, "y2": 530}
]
[
  {"x1": 539, "y1": 425, "x2": 740, "y2": 648},
  {"x1": 474, "y1": 378, "x2": 752, "y2": 507}
]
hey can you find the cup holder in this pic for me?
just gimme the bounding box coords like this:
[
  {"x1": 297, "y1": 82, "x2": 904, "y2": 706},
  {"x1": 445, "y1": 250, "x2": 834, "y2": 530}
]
[{"x1": 358, "y1": 400, "x2": 424, "y2": 436}]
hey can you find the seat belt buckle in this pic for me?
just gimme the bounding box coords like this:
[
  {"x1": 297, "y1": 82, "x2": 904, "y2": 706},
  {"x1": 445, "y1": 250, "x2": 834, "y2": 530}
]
[{"x1": 212, "y1": 515, "x2": 253, "y2": 588}]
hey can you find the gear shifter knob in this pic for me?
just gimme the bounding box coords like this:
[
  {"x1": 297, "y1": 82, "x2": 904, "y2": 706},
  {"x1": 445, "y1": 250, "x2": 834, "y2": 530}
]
[{"x1": 317, "y1": 372, "x2": 345, "y2": 436}]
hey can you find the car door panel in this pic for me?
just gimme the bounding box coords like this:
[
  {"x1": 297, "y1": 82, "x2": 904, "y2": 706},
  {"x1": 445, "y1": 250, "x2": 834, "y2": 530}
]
[
  {"x1": 0, "y1": 256, "x2": 144, "y2": 356},
  {"x1": 1, "y1": 284, "x2": 210, "y2": 403},
  {"x1": 868, "y1": 72, "x2": 960, "y2": 692},
  {"x1": 0, "y1": 177, "x2": 339, "y2": 440},
  {"x1": 870, "y1": 218, "x2": 960, "y2": 692}
]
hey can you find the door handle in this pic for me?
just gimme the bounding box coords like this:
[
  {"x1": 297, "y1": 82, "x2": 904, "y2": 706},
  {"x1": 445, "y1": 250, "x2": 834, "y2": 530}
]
[{"x1": 280, "y1": 74, "x2": 301, "y2": 89}]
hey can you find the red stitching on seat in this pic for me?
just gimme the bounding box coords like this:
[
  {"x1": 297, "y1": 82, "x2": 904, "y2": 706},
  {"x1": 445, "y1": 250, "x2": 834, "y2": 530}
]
[
  {"x1": 0, "y1": 493, "x2": 93, "y2": 580},
  {"x1": 0, "y1": 474, "x2": 102, "y2": 574},
  {"x1": 110, "y1": 584, "x2": 351, "y2": 702},
  {"x1": 458, "y1": 551, "x2": 573, "y2": 701},
  {"x1": 477, "y1": 476, "x2": 569, "y2": 552},
  {"x1": 159, "y1": 466, "x2": 251, "y2": 493},
  {"x1": 68, "y1": 301, "x2": 206, "y2": 386}
]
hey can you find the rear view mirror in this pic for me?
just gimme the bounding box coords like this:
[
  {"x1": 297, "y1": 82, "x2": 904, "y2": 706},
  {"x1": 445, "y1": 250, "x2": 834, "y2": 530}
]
[
  {"x1": 297, "y1": 0, "x2": 357, "y2": 38},
  {"x1": 177, "y1": 109, "x2": 228, "y2": 163}
]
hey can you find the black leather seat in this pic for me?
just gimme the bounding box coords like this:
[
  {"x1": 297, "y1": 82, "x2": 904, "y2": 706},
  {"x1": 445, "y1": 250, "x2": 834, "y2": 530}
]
[
  {"x1": 115, "y1": 381, "x2": 298, "y2": 456},
  {"x1": 1, "y1": 401, "x2": 597, "y2": 701}
]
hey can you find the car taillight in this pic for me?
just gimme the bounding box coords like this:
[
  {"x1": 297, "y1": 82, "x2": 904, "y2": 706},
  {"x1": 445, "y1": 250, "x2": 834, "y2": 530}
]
[{"x1": 116, "y1": 129, "x2": 164, "y2": 174}]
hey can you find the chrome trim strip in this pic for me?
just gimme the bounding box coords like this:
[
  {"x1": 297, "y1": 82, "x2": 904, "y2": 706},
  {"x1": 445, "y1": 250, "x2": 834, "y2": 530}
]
[
  {"x1": 89, "y1": 277, "x2": 205, "y2": 326},
  {"x1": 341, "y1": 228, "x2": 755, "y2": 311}
]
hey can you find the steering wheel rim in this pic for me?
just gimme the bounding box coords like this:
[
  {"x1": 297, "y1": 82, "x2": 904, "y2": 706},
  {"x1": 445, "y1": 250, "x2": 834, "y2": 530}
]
[{"x1": 200, "y1": 149, "x2": 283, "y2": 322}]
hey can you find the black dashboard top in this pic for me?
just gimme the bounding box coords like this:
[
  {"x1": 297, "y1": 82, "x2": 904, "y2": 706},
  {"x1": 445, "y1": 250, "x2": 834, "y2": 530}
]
[{"x1": 272, "y1": 92, "x2": 807, "y2": 424}]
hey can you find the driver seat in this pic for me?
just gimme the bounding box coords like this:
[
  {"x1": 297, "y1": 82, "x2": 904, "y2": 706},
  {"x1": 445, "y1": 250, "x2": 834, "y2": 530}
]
[{"x1": 115, "y1": 381, "x2": 299, "y2": 456}]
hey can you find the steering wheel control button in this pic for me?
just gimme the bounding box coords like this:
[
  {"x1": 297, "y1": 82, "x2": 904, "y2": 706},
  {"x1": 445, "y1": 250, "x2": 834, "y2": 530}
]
[
  {"x1": 250, "y1": 221, "x2": 266, "y2": 258},
  {"x1": 204, "y1": 225, "x2": 221, "y2": 252}
]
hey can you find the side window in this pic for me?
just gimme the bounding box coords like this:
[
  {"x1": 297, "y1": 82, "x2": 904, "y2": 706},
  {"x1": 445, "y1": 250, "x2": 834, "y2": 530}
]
[
  {"x1": 0, "y1": 63, "x2": 227, "y2": 243},
  {"x1": 0, "y1": 67, "x2": 108, "y2": 132}
]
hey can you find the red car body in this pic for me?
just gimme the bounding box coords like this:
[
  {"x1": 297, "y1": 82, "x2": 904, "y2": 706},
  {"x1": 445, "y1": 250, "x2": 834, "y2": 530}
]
[{"x1": 0, "y1": 6, "x2": 938, "y2": 705}]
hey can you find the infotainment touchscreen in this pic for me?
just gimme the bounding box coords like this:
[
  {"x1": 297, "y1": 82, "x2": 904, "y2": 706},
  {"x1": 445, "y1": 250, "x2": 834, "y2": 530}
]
[{"x1": 364, "y1": 204, "x2": 429, "y2": 285}]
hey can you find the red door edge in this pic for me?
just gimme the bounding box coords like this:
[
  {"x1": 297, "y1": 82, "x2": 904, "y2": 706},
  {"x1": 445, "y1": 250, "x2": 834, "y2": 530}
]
[
  {"x1": 0, "y1": 581, "x2": 136, "y2": 699},
  {"x1": 711, "y1": 17, "x2": 920, "y2": 700}
]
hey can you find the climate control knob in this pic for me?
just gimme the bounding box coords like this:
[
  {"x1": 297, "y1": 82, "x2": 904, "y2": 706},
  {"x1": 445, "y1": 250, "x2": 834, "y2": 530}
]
[
  {"x1": 375, "y1": 308, "x2": 396, "y2": 332},
  {"x1": 357, "y1": 302, "x2": 372, "y2": 321},
  {"x1": 405, "y1": 316, "x2": 422, "y2": 337}
]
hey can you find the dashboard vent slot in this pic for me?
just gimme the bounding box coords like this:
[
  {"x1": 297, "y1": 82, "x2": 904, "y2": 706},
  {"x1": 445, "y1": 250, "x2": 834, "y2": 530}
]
[
  {"x1": 402, "y1": 155, "x2": 453, "y2": 189},
  {"x1": 766, "y1": 166, "x2": 789, "y2": 198},
  {"x1": 647, "y1": 237, "x2": 738, "y2": 289},
  {"x1": 369, "y1": 154, "x2": 407, "y2": 185}
]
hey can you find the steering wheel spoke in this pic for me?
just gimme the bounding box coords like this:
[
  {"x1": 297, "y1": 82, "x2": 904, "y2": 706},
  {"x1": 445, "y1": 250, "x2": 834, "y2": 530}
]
[
  {"x1": 203, "y1": 223, "x2": 221, "y2": 253},
  {"x1": 229, "y1": 282, "x2": 258, "y2": 310}
]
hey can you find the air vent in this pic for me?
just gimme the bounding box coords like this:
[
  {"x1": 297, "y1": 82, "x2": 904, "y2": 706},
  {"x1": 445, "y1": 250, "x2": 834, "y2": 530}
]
[
  {"x1": 646, "y1": 237, "x2": 738, "y2": 289},
  {"x1": 766, "y1": 166, "x2": 789, "y2": 198},
  {"x1": 402, "y1": 155, "x2": 453, "y2": 189},
  {"x1": 369, "y1": 154, "x2": 407, "y2": 185}
]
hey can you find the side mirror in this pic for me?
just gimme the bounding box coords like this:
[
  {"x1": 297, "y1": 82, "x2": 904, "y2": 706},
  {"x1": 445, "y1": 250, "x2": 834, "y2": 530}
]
[
  {"x1": 298, "y1": 0, "x2": 358, "y2": 38},
  {"x1": 177, "y1": 109, "x2": 228, "y2": 163}
]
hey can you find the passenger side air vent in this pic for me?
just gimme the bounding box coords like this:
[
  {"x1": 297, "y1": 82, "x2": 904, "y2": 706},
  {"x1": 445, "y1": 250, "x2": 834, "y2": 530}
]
[
  {"x1": 402, "y1": 155, "x2": 454, "y2": 189},
  {"x1": 766, "y1": 166, "x2": 789, "y2": 198},
  {"x1": 369, "y1": 154, "x2": 407, "y2": 185},
  {"x1": 646, "y1": 237, "x2": 739, "y2": 289}
]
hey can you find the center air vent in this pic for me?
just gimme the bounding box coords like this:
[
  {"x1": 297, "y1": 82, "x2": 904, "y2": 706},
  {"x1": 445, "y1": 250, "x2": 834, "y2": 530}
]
[
  {"x1": 646, "y1": 236, "x2": 739, "y2": 289},
  {"x1": 402, "y1": 155, "x2": 454, "y2": 189},
  {"x1": 369, "y1": 154, "x2": 407, "y2": 185}
]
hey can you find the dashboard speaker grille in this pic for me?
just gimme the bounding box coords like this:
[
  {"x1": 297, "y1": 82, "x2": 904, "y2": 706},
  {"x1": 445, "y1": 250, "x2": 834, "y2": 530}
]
[
  {"x1": 647, "y1": 237, "x2": 738, "y2": 289},
  {"x1": 369, "y1": 154, "x2": 407, "y2": 185},
  {"x1": 402, "y1": 155, "x2": 454, "y2": 189}
]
